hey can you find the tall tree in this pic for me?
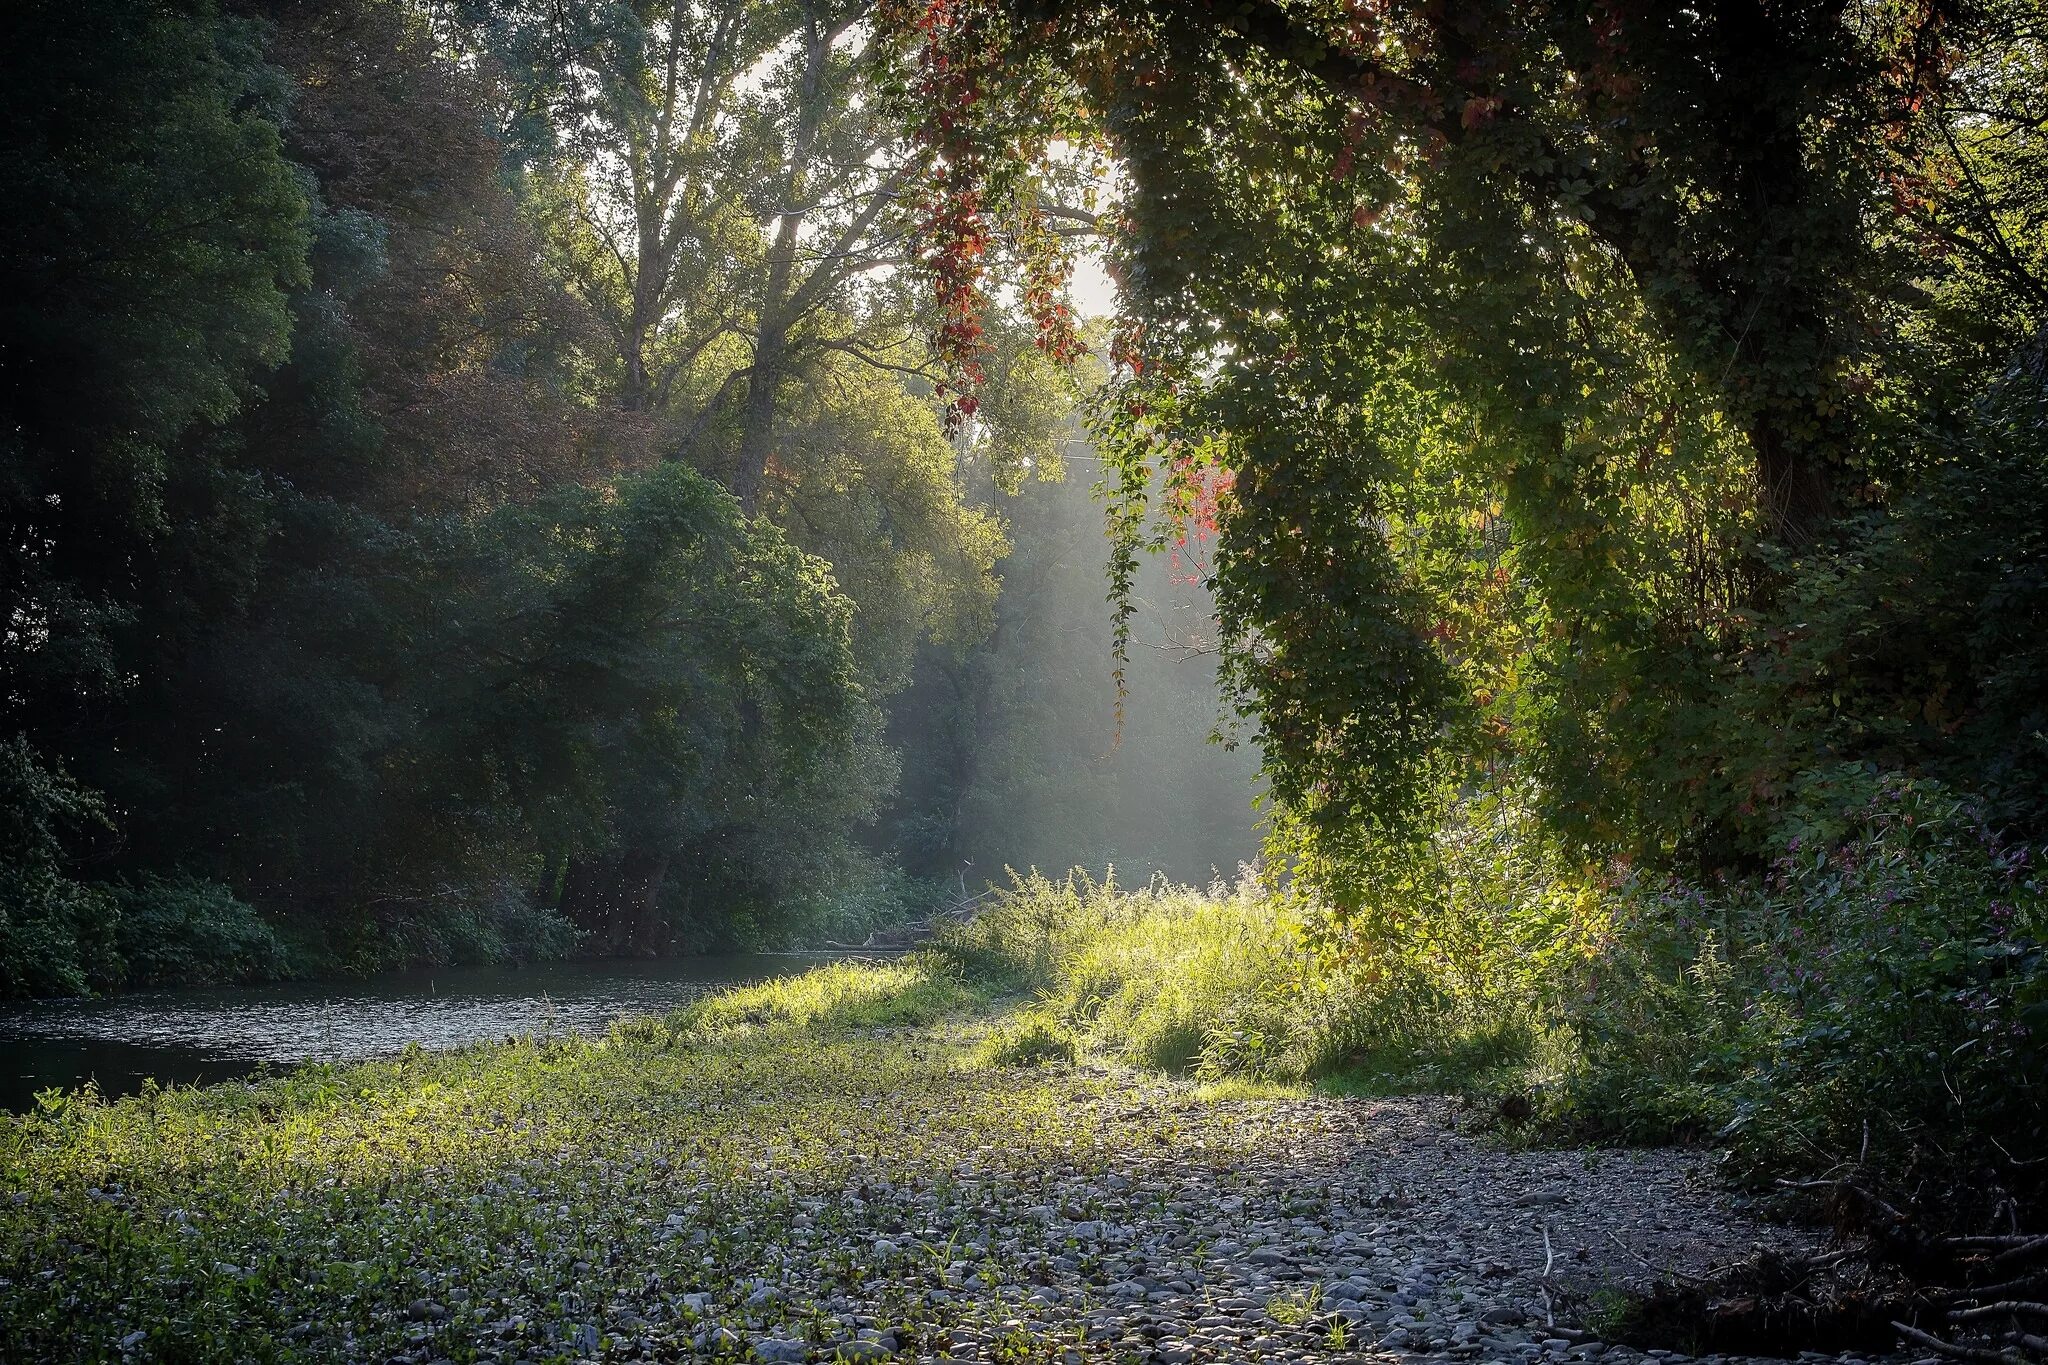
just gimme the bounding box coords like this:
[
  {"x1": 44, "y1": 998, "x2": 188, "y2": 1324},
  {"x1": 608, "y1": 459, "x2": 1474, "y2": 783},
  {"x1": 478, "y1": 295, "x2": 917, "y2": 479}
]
[
  {"x1": 0, "y1": 0, "x2": 308, "y2": 991},
  {"x1": 889, "y1": 0, "x2": 2048, "y2": 888},
  {"x1": 481, "y1": 0, "x2": 922, "y2": 500}
]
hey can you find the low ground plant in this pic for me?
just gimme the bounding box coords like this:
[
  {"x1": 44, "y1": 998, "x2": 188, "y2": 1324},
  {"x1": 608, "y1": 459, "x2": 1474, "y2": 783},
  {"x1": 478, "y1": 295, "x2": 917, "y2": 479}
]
[
  {"x1": 975, "y1": 1011, "x2": 1079, "y2": 1067},
  {"x1": 0, "y1": 963, "x2": 1156, "y2": 1360}
]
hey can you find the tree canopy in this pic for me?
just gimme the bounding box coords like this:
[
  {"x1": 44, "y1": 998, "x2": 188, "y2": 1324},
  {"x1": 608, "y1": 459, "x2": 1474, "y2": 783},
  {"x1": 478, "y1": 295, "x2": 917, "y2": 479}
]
[
  {"x1": 0, "y1": 0, "x2": 1259, "y2": 995},
  {"x1": 889, "y1": 0, "x2": 2048, "y2": 896}
]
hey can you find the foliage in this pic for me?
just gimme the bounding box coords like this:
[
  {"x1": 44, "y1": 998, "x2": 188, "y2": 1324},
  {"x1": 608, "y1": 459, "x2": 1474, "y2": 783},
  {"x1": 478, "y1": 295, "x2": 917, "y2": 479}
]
[
  {"x1": 890, "y1": 0, "x2": 2048, "y2": 906},
  {"x1": 465, "y1": 0, "x2": 1018, "y2": 685},
  {"x1": 976, "y1": 1012, "x2": 1080, "y2": 1067},
  {"x1": 942, "y1": 800, "x2": 2048, "y2": 1212},
  {"x1": 0, "y1": 966, "x2": 1175, "y2": 1361},
  {"x1": 0, "y1": 740, "x2": 119, "y2": 999},
  {"x1": 0, "y1": 0, "x2": 306, "y2": 996},
  {"x1": 938, "y1": 872, "x2": 1330, "y2": 1078},
  {"x1": 113, "y1": 876, "x2": 294, "y2": 990},
  {"x1": 0, "y1": 0, "x2": 1007, "y2": 991},
  {"x1": 1552, "y1": 775, "x2": 2048, "y2": 1206},
  {"x1": 656, "y1": 954, "x2": 980, "y2": 1037}
]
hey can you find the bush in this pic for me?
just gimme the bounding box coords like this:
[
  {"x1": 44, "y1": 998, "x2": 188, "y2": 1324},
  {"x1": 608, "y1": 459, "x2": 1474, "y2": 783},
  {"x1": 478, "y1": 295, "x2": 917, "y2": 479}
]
[
  {"x1": 319, "y1": 882, "x2": 580, "y2": 975},
  {"x1": 115, "y1": 874, "x2": 294, "y2": 987},
  {"x1": 0, "y1": 737, "x2": 120, "y2": 998},
  {"x1": 666, "y1": 955, "x2": 978, "y2": 1037},
  {"x1": 978, "y1": 1012, "x2": 1079, "y2": 1067},
  {"x1": 941, "y1": 783, "x2": 2048, "y2": 1220},
  {"x1": 941, "y1": 871, "x2": 1339, "y2": 1079},
  {"x1": 1554, "y1": 774, "x2": 2048, "y2": 1206},
  {"x1": 0, "y1": 872, "x2": 118, "y2": 999}
]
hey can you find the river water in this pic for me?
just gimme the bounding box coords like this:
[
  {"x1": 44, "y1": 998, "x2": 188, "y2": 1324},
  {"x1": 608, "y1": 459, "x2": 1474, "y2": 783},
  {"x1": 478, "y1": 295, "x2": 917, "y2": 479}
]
[{"x1": 0, "y1": 953, "x2": 882, "y2": 1111}]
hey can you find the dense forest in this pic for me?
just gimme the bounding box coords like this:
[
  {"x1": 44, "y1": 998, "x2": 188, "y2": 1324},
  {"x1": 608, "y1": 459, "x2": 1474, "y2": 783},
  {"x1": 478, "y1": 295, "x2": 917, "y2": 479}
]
[
  {"x1": 5, "y1": 1, "x2": 2048, "y2": 1360},
  {"x1": 0, "y1": 0, "x2": 1256, "y2": 996}
]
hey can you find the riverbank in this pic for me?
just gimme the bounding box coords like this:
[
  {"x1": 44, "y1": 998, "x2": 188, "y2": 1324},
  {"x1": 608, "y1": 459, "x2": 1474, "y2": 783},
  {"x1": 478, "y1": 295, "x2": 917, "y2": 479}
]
[
  {"x1": 2, "y1": 958, "x2": 1862, "y2": 1365},
  {"x1": 0, "y1": 952, "x2": 900, "y2": 1111}
]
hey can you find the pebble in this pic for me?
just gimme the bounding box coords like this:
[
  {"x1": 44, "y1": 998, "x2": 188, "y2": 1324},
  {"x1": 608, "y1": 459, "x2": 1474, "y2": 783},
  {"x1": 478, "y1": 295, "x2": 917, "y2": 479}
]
[{"x1": 33, "y1": 1061, "x2": 1879, "y2": 1365}]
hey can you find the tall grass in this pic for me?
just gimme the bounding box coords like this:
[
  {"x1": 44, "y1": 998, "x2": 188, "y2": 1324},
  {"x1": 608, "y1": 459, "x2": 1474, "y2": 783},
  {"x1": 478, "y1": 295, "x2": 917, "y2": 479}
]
[
  {"x1": 938, "y1": 777, "x2": 2048, "y2": 1216},
  {"x1": 936, "y1": 871, "x2": 1543, "y2": 1086}
]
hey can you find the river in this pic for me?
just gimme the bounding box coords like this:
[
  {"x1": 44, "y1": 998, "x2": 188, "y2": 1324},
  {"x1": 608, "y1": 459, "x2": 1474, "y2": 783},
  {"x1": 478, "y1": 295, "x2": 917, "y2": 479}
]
[{"x1": 0, "y1": 952, "x2": 885, "y2": 1111}]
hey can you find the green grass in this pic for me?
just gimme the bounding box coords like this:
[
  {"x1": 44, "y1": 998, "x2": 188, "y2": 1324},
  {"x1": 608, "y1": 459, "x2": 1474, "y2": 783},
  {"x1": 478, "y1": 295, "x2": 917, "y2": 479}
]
[
  {"x1": 648, "y1": 952, "x2": 982, "y2": 1038},
  {"x1": 972, "y1": 1011, "x2": 1079, "y2": 1067},
  {"x1": 937, "y1": 800, "x2": 2048, "y2": 1225},
  {"x1": 0, "y1": 959, "x2": 1187, "y2": 1362},
  {"x1": 10, "y1": 804, "x2": 2036, "y2": 1358},
  {"x1": 931, "y1": 872, "x2": 1541, "y2": 1094}
]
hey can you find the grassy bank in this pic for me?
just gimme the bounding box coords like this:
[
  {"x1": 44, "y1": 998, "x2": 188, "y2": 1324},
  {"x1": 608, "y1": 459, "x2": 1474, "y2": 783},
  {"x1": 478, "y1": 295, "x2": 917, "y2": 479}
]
[
  {"x1": 0, "y1": 959, "x2": 1053, "y2": 1359},
  {"x1": 5, "y1": 793, "x2": 2042, "y2": 1357},
  {"x1": 933, "y1": 779, "x2": 2048, "y2": 1219},
  {"x1": 2, "y1": 952, "x2": 1820, "y2": 1365}
]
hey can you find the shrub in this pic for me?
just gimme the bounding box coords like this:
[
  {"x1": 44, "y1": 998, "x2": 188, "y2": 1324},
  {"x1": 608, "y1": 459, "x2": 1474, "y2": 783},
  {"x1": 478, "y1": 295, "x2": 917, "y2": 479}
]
[
  {"x1": 978, "y1": 1012, "x2": 1079, "y2": 1067},
  {"x1": 115, "y1": 874, "x2": 294, "y2": 987},
  {"x1": 0, "y1": 737, "x2": 120, "y2": 998},
  {"x1": 1555, "y1": 774, "x2": 2048, "y2": 1204},
  {"x1": 669, "y1": 955, "x2": 977, "y2": 1036},
  {"x1": 942, "y1": 780, "x2": 2047, "y2": 1218},
  {"x1": 941, "y1": 871, "x2": 1343, "y2": 1080},
  {"x1": 936, "y1": 868, "x2": 1117, "y2": 990}
]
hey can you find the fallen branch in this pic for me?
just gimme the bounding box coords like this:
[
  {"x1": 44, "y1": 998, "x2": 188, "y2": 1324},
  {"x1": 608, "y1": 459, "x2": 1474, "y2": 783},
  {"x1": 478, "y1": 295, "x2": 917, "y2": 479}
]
[
  {"x1": 1995, "y1": 1239, "x2": 2048, "y2": 1268},
  {"x1": 1951, "y1": 1302, "x2": 2048, "y2": 1324},
  {"x1": 1949, "y1": 1274, "x2": 2048, "y2": 1304},
  {"x1": 1892, "y1": 1319, "x2": 2028, "y2": 1363}
]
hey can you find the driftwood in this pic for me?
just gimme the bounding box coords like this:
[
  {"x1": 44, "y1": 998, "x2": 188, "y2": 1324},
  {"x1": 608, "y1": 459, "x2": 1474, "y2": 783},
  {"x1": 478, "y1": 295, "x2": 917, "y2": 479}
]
[
  {"x1": 821, "y1": 887, "x2": 995, "y2": 950},
  {"x1": 1784, "y1": 1174, "x2": 2048, "y2": 1363},
  {"x1": 1602, "y1": 1171, "x2": 2048, "y2": 1360}
]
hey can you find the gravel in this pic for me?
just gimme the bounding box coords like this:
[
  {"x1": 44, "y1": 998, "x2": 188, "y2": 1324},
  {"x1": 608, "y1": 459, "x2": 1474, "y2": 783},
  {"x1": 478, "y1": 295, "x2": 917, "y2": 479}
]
[
  {"x1": 577, "y1": 1078, "x2": 1861, "y2": 1364},
  {"x1": 3, "y1": 1023, "x2": 1891, "y2": 1364}
]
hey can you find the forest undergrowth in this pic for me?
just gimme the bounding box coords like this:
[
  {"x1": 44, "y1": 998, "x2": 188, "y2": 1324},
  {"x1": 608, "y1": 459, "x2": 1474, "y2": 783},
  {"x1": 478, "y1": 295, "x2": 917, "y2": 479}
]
[{"x1": 943, "y1": 773, "x2": 2048, "y2": 1229}]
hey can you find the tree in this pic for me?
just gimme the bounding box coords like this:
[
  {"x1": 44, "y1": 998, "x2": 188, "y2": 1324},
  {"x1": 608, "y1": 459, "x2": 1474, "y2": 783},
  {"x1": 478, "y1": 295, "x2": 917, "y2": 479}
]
[
  {"x1": 0, "y1": 0, "x2": 904, "y2": 989},
  {"x1": 0, "y1": 0, "x2": 307, "y2": 778},
  {"x1": 888, "y1": 0, "x2": 2048, "y2": 889},
  {"x1": 0, "y1": 0, "x2": 309, "y2": 990},
  {"x1": 478, "y1": 0, "x2": 922, "y2": 498}
]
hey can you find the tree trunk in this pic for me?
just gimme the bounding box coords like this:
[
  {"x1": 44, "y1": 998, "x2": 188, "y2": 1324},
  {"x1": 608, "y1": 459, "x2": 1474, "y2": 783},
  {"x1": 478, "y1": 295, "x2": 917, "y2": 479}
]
[
  {"x1": 731, "y1": 324, "x2": 784, "y2": 514},
  {"x1": 558, "y1": 847, "x2": 672, "y2": 956},
  {"x1": 1750, "y1": 409, "x2": 1835, "y2": 546}
]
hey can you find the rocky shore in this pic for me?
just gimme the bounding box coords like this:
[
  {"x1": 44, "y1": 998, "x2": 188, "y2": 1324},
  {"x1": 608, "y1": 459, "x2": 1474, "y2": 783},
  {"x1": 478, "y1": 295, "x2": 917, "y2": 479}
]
[
  {"x1": 1, "y1": 1014, "x2": 1887, "y2": 1364},
  {"x1": 611, "y1": 1062, "x2": 1864, "y2": 1365}
]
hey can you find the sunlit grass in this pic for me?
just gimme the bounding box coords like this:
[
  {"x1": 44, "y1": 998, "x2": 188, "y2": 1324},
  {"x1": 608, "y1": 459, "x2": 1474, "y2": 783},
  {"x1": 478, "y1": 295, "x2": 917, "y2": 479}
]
[
  {"x1": 0, "y1": 958, "x2": 1262, "y2": 1360},
  {"x1": 933, "y1": 872, "x2": 1538, "y2": 1090},
  {"x1": 1192, "y1": 1077, "x2": 1309, "y2": 1103},
  {"x1": 971, "y1": 1010, "x2": 1079, "y2": 1068},
  {"x1": 662, "y1": 952, "x2": 981, "y2": 1036}
]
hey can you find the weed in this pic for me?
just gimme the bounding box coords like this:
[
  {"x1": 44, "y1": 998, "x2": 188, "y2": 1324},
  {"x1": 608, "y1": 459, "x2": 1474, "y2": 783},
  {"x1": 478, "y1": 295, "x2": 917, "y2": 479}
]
[{"x1": 1264, "y1": 1284, "x2": 1321, "y2": 1326}]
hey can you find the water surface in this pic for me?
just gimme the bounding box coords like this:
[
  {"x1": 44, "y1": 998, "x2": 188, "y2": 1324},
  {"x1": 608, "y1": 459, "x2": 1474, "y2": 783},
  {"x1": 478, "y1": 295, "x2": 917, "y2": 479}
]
[{"x1": 0, "y1": 953, "x2": 881, "y2": 1110}]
